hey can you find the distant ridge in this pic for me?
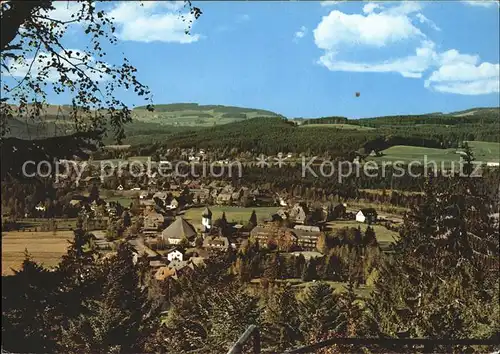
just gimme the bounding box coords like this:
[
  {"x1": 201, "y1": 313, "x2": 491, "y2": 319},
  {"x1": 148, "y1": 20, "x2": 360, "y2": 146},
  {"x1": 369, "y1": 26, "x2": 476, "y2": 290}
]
[{"x1": 132, "y1": 103, "x2": 283, "y2": 127}]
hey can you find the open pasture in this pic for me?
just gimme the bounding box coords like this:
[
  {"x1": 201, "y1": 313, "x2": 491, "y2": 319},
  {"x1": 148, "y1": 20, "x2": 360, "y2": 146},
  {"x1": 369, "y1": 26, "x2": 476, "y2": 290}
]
[
  {"x1": 300, "y1": 123, "x2": 375, "y2": 130},
  {"x1": 2, "y1": 231, "x2": 74, "y2": 275}
]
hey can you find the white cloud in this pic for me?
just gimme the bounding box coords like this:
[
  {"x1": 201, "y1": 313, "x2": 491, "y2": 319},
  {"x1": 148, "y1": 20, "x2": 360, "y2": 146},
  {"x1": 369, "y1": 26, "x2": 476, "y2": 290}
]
[
  {"x1": 313, "y1": 1, "x2": 499, "y2": 95},
  {"x1": 425, "y1": 62, "x2": 500, "y2": 95},
  {"x1": 4, "y1": 49, "x2": 110, "y2": 83},
  {"x1": 294, "y1": 26, "x2": 307, "y2": 40},
  {"x1": 363, "y1": 3, "x2": 382, "y2": 14},
  {"x1": 109, "y1": 2, "x2": 200, "y2": 43},
  {"x1": 462, "y1": 0, "x2": 498, "y2": 7},
  {"x1": 318, "y1": 40, "x2": 437, "y2": 78},
  {"x1": 320, "y1": 1, "x2": 343, "y2": 7},
  {"x1": 314, "y1": 7, "x2": 424, "y2": 51},
  {"x1": 415, "y1": 13, "x2": 441, "y2": 31}
]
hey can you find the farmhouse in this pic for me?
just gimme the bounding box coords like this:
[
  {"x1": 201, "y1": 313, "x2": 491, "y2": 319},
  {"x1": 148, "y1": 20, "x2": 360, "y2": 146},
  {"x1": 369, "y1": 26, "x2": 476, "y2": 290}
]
[
  {"x1": 166, "y1": 248, "x2": 184, "y2": 262},
  {"x1": 356, "y1": 208, "x2": 378, "y2": 224},
  {"x1": 203, "y1": 236, "x2": 230, "y2": 251},
  {"x1": 161, "y1": 217, "x2": 197, "y2": 245}
]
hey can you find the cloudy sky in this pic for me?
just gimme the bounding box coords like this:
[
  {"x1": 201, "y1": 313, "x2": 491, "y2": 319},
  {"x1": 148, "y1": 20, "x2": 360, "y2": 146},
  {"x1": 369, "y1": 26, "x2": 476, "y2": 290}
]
[{"x1": 5, "y1": 0, "x2": 500, "y2": 118}]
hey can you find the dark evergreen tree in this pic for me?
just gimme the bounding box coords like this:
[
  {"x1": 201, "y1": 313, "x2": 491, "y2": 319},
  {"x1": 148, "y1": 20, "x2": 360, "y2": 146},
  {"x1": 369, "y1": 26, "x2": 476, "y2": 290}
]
[
  {"x1": 298, "y1": 282, "x2": 346, "y2": 344},
  {"x1": 249, "y1": 209, "x2": 258, "y2": 226},
  {"x1": 262, "y1": 284, "x2": 302, "y2": 351}
]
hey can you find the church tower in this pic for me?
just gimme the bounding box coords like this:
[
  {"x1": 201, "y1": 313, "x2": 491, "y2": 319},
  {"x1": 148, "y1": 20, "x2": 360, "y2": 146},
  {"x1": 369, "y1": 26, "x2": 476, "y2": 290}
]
[{"x1": 201, "y1": 206, "x2": 212, "y2": 233}]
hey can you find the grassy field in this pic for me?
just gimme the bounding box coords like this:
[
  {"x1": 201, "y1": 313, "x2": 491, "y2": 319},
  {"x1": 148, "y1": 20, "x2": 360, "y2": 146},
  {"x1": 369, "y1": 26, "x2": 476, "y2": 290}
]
[
  {"x1": 300, "y1": 123, "x2": 375, "y2": 130},
  {"x1": 132, "y1": 103, "x2": 280, "y2": 127},
  {"x1": 15, "y1": 218, "x2": 78, "y2": 231},
  {"x1": 105, "y1": 196, "x2": 134, "y2": 207},
  {"x1": 359, "y1": 188, "x2": 424, "y2": 196},
  {"x1": 2, "y1": 231, "x2": 74, "y2": 275},
  {"x1": 183, "y1": 206, "x2": 278, "y2": 230},
  {"x1": 368, "y1": 141, "x2": 500, "y2": 166},
  {"x1": 466, "y1": 141, "x2": 500, "y2": 162},
  {"x1": 325, "y1": 220, "x2": 399, "y2": 250}
]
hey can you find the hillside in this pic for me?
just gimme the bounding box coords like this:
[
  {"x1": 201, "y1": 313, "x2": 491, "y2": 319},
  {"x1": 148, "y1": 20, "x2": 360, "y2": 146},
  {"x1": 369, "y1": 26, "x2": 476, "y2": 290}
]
[
  {"x1": 132, "y1": 103, "x2": 282, "y2": 126},
  {"x1": 4, "y1": 104, "x2": 499, "y2": 149}
]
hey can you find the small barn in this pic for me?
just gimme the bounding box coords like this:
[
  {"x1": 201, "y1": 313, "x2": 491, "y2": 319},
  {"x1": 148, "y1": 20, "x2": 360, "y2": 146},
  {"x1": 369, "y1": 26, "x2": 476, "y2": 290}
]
[{"x1": 356, "y1": 208, "x2": 378, "y2": 224}]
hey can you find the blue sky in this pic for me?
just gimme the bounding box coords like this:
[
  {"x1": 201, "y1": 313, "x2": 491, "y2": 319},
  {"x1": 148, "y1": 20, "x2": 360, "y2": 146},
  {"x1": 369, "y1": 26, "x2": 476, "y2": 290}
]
[{"x1": 4, "y1": 0, "x2": 500, "y2": 118}]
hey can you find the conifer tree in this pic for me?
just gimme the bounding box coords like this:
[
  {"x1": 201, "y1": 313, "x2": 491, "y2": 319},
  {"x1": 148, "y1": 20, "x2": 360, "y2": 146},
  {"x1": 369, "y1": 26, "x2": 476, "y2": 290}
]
[
  {"x1": 249, "y1": 209, "x2": 258, "y2": 226},
  {"x1": 59, "y1": 242, "x2": 157, "y2": 353},
  {"x1": 368, "y1": 175, "x2": 499, "y2": 350},
  {"x1": 262, "y1": 284, "x2": 302, "y2": 351},
  {"x1": 298, "y1": 282, "x2": 346, "y2": 344},
  {"x1": 2, "y1": 251, "x2": 60, "y2": 353}
]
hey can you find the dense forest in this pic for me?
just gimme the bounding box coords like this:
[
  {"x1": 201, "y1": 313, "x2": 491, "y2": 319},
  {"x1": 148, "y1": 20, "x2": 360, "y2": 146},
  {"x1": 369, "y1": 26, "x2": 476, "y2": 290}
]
[{"x1": 120, "y1": 112, "x2": 499, "y2": 157}]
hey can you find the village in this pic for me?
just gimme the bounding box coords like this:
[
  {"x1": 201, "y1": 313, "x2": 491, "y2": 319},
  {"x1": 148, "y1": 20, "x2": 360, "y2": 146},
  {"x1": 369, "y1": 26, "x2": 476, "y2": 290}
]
[
  {"x1": 54, "y1": 179, "x2": 387, "y2": 283},
  {"x1": 2, "y1": 150, "x2": 406, "y2": 283}
]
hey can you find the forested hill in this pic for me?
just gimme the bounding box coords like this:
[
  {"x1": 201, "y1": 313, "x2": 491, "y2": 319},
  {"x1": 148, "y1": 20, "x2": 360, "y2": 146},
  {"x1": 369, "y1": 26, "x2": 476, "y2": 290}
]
[
  {"x1": 297, "y1": 107, "x2": 499, "y2": 127},
  {"x1": 132, "y1": 103, "x2": 283, "y2": 126},
  {"x1": 125, "y1": 109, "x2": 499, "y2": 158},
  {"x1": 4, "y1": 105, "x2": 499, "y2": 151}
]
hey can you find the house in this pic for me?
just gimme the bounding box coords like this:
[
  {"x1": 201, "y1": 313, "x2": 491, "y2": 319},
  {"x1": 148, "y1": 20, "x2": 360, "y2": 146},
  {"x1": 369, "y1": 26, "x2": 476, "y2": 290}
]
[
  {"x1": 193, "y1": 188, "x2": 210, "y2": 204},
  {"x1": 231, "y1": 190, "x2": 243, "y2": 203},
  {"x1": 149, "y1": 260, "x2": 167, "y2": 268},
  {"x1": 153, "y1": 191, "x2": 168, "y2": 203},
  {"x1": 250, "y1": 225, "x2": 280, "y2": 246},
  {"x1": 356, "y1": 208, "x2": 378, "y2": 224},
  {"x1": 166, "y1": 248, "x2": 184, "y2": 262},
  {"x1": 117, "y1": 184, "x2": 124, "y2": 191},
  {"x1": 216, "y1": 193, "x2": 232, "y2": 205},
  {"x1": 35, "y1": 202, "x2": 46, "y2": 212},
  {"x1": 166, "y1": 198, "x2": 179, "y2": 210},
  {"x1": 139, "y1": 199, "x2": 155, "y2": 208},
  {"x1": 161, "y1": 217, "x2": 197, "y2": 245},
  {"x1": 129, "y1": 239, "x2": 161, "y2": 263},
  {"x1": 155, "y1": 259, "x2": 196, "y2": 280},
  {"x1": 486, "y1": 162, "x2": 500, "y2": 167},
  {"x1": 210, "y1": 189, "x2": 220, "y2": 199},
  {"x1": 155, "y1": 266, "x2": 178, "y2": 281},
  {"x1": 289, "y1": 203, "x2": 309, "y2": 224},
  {"x1": 143, "y1": 211, "x2": 165, "y2": 231},
  {"x1": 203, "y1": 236, "x2": 230, "y2": 251},
  {"x1": 290, "y1": 251, "x2": 324, "y2": 260},
  {"x1": 330, "y1": 203, "x2": 347, "y2": 220},
  {"x1": 294, "y1": 225, "x2": 320, "y2": 232},
  {"x1": 69, "y1": 199, "x2": 81, "y2": 207},
  {"x1": 276, "y1": 208, "x2": 288, "y2": 220},
  {"x1": 139, "y1": 191, "x2": 150, "y2": 200},
  {"x1": 291, "y1": 228, "x2": 323, "y2": 251}
]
